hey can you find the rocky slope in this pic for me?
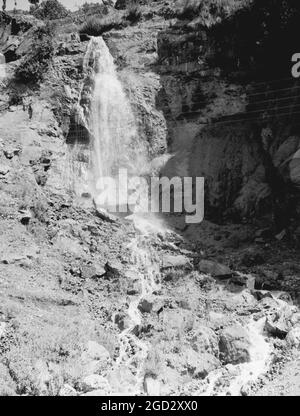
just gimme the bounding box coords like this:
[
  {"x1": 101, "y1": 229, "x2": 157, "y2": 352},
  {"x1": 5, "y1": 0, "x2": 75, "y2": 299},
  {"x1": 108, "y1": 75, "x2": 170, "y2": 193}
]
[{"x1": 0, "y1": 1, "x2": 299, "y2": 396}]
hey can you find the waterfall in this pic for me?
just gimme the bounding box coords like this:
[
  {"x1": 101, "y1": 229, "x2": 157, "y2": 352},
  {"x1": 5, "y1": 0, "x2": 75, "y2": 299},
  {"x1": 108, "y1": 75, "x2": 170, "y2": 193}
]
[
  {"x1": 87, "y1": 37, "x2": 148, "y2": 201},
  {"x1": 83, "y1": 37, "x2": 163, "y2": 394},
  {"x1": 76, "y1": 36, "x2": 276, "y2": 397}
]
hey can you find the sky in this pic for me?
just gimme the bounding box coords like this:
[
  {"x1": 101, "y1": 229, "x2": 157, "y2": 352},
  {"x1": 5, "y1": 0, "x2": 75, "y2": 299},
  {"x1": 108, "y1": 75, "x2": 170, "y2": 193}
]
[{"x1": 9, "y1": 0, "x2": 103, "y2": 11}]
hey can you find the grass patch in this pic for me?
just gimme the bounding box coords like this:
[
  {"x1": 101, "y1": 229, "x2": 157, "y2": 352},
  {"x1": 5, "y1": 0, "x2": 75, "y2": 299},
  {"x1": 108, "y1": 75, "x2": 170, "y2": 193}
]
[
  {"x1": 31, "y1": 0, "x2": 69, "y2": 21},
  {"x1": 79, "y1": 13, "x2": 124, "y2": 37}
]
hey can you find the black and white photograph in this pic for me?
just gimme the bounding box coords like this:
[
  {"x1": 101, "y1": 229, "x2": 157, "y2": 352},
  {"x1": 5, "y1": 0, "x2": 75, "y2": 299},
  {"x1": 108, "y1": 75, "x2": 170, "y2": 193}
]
[{"x1": 0, "y1": 0, "x2": 300, "y2": 401}]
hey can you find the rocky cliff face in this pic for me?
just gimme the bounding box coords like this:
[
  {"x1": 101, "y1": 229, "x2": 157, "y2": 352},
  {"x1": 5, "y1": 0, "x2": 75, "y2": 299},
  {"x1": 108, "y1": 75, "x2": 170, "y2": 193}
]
[
  {"x1": 76, "y1": 1, "x2": 298, "y2": 230},
  {"x1": 154, "y1": 11, "x2": 300, "y2": 226},
  {"x1": 3, "y1": 3, "x2": 299, "y2": 227},
  {"x1": 2, "y1": 3, "x2": 300, "y2": 227},
  {"x1": 0, "y1": 2, "x2": 300, "y2": 397}
]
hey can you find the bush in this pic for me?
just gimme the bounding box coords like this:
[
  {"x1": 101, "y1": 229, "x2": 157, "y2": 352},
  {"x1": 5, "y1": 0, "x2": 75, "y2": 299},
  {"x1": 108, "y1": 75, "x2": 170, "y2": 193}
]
[
  {"x1": 31, "y1": 0, "x2": 69, "y2": 21},
  {"x1": 15, "y1": 24, "x2": 55, "y2": 84},
  {"x1": 175, "y1": 0, "x2": 250, "y2": 23},
  {"x1": 8, "y1": 91, "x2": 23, "y2": 106},
  {"x1": 79, "y1": 14, "x2": 123, "y2": 36},
  {"x1": 126, "y1": 1, "x2": 142, "y2": 24},
  {"x1": 79, "y1": 2, "x2": 107, "y2": 16}
]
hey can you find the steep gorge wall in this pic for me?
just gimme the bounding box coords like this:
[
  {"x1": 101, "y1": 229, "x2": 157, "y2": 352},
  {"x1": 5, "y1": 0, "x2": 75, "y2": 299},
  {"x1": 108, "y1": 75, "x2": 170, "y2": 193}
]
[
  {"x1": 153, "y1": 7, "x2": 300, "y2": 226},
  {"x1": 2, "y1": 3, "x2": 299, "y2": 226}
]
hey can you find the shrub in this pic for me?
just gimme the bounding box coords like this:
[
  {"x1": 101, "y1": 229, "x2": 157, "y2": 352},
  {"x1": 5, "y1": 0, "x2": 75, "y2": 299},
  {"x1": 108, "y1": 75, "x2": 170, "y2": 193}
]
[
  {"x1": 79, "y1": 14, "x2": 123, "y2": 36},
  {"x1": 79, "y1": 2, "x2": 107, "y2": 16},
  {"x1": 31, "y1": 0, "x2": 69, "y2": 21},
  {"x1": 126, "y1": 1, "x2": 142, "y2": 24},
  {"x1": 15, "y1": 24, "x2": 55, "y2": 83},
  {"x1": 8, "y1": 91, "x2": 23, "y2": 106},
  {"x1": 175, "y1": 0, "x2": 250, "y2": 24}
]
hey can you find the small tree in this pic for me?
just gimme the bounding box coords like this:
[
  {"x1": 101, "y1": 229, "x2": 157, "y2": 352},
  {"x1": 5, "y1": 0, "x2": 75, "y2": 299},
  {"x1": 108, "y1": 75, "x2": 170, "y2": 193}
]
[
  {"x1": 2, "y1": 0, "x2": 6, "y2": 12},
  {"x1": 31, "y1": 0, "x2": 68, "y2": 20}
]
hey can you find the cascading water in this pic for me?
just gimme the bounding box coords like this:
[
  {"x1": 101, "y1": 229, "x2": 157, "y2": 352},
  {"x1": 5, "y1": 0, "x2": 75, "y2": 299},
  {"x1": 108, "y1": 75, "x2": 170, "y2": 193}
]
[
  {"x1": 113, "y1": 229, "x2": 162, "y2": 395},
  {"x1": 81, "y1": 36, "x2": 277, "y2": 396},
  {"x1": 83, "y1": 37, "x2": 161, "y2": 395},
  {"x1": 88, "y1": 37, "x2": 148, "y2": 199}
]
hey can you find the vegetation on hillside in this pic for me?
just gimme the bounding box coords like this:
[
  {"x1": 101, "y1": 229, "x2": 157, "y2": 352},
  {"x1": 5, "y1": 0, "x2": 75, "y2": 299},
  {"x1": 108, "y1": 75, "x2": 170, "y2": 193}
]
[
  {"x1": 79, "y1": 2, "x2": 108, "y2": 16},
  {"x1": 15, "y1": 24, "x2": 55, "y2": 83},
  {"x1": 30, "y1": 0, "x2": 69, "y2": 20},
  {"x1": 79, "y1": 13, "x2": 124, "y2": 37},
  {"x1": 126, "y1": 0, "x2": 142, "y2": 23},
  {"x1": 79, "y1": 1, "x2": 142, "y2": 37},
  {"x1": 175, "y1": 0, "x2": 250, "y2": 20}
]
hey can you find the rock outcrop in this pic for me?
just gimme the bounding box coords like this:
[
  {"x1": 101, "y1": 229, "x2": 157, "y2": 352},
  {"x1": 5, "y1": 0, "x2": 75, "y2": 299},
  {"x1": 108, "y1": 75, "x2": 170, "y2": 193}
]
[{"x1": 219, "y1": 324, "x2": 251, "y2": 364}]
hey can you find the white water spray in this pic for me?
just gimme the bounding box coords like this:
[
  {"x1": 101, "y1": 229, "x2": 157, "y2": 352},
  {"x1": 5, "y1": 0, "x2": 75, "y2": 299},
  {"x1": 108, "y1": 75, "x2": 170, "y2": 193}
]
[
  {"x1": 84, "y1": 37, "x2": 162, "y2": 395},
  {"x1": 88, "y1": 37, "x2": 148, "y2": 194}
]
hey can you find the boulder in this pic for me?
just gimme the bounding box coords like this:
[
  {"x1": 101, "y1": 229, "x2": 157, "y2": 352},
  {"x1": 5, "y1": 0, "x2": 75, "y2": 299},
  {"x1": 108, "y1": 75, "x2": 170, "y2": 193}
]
[
  {"x1": 94, "y1": 207, "x2": 117, "y2": 223},
  {"x1": 81, "y1": 375, "x2": 110, "y2": 393},
  {"x1": 3, "y1": 147, "x2": 20, "y2": 159},
  {"x1": 180, "y1": 348, "x2": 220, "y2": 379},
  {"x1": 81, "y1": 263, "x2": 106, "y2": 280},
  {"x1": 178, "y1": 300, "x2": 191, "y2": 310},
  {"x1": 273, "y1": 136, "x2": 300, "y2": 168},
  {"x1": 264, "y1": 303, "x2": 295, "y2": 338},
  {"x1": 59, "y1": 384, "x2": 77, "y2": 396},
  {"x1": 127, "y1": 281, "x2": 141, "y2": 295},
  {"x1": 82, "y1": 341, "x2": 111, "y2": 362},
  {"x1": 18, "y1": 209, "x2": 32, "y2": 225},
  {"x1": 104, "y1": 260, "x2": 124, "y2": 277},
  {"x1": 272, "y1": 291, "x2": 293, "y2": 304},
  {"x1": 114, "y1": 313, "x2": 130, "y2": 331},
  {"x1": 138, "y1": 297, "x2": 154, "y2": 313},
  {"x1": 161, "y1": 254, "x2": 192, "y2": 270},
  {"x1": 131, "y1": 323, "x2": 152, "y2": 337},
  {"x1": 290, "y1": 313, "x2": 300, "y2": 326},
  {"x1": 252, "y1": 290, "x2": 273, "y2": 301},
  {"x1": 143, "y1": 377, "x2": 160, "y2": 395},
  {"x1": 191, "y1": 325, "x2": 219, "y2": 356},
  {"x1": 2, "y1": 36, "x2": 20, "y2": 62},
  {"x1": 289, "y1": 148, "x2": 300, "y2": 187},
  {"x1": 265, "y1": 316, "x2": 289, "y2": 338},
  {"x1": 0, "y1": 164, "x2": 10, "y2": 176},
  {"x1": 275, "y1": 229, "x2": 287, "y2": 241},
  {"x1": 81, "y1": 388, "x2": 111, "y2": 396},
  {"x1": 219, "y1": 324, "x2": 251, "y2": 364},
  {"x1": 286, "y1": 327, "x2": 300, "y2": 349},
  {"x1": 227, "y1": 274, "x2": 248, "y2": 288},
  {"x1": 115, "y1": 0, "x2": 127, "y2": 9},
  {"x1": 57, "y1": 39, "x2": 86, "y2": 56},
  {"x1": 198, "y1": 260, "x2": 232, "y2": 279},
  {"x1": 193, "y1": 353, "x2": 220, "y2": 379}
]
